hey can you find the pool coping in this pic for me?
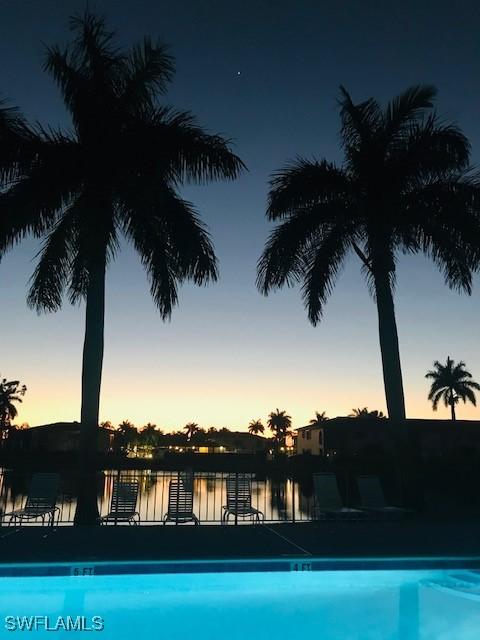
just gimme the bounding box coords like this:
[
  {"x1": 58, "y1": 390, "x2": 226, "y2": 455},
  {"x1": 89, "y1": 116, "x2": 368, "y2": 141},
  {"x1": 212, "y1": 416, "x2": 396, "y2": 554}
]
[{"x1": 1, "y1": 555, "x2": 480, "y2": 578}]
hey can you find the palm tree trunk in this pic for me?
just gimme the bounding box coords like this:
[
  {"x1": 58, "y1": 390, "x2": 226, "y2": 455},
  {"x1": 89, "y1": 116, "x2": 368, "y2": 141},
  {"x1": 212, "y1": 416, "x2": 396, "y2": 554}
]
[
  {"x1": 373, "y1": 269, "x2": 406, "y2": 421},
  {"x1": 373, "y1": 268, "x2": 419, "y2": 508},
  {"x1": 450, "y1": 391, "x2": 456, "y2": 422},
  {"x1": 73, "y1": 258, "x2": 106, "y2": 526}
]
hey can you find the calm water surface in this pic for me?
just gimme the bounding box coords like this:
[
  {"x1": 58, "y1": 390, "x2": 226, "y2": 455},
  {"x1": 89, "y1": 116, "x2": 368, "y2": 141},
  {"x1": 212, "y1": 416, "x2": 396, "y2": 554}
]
[{"x1": 0, "y1": 469, "x2": 317, "y2": 524}]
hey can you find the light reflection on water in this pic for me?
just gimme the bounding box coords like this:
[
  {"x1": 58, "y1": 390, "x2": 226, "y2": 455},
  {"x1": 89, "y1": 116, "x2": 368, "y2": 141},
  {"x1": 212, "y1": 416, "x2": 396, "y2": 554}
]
[{"x1": 0, "y1": 469, "x2": 316, "y2": 524}]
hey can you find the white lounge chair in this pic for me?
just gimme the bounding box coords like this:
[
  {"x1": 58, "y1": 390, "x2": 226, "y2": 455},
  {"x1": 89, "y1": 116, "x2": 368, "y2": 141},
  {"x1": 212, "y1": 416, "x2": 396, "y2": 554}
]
[
  {"x1": 3, "y1": 473, "x2": 60, "y2": 526},
  {"x1": 163, "y1": 480, "x2": 199, "y2": 525},
  {"x1": 100, "y1": 480, "x2": 140, "y2": 525},
  {"x1": 355, "y1": 475, "x2": 407, "y2": 518},
  {"x1": 222, "y1": 474, "x2": 264, "y2": 523},
  {"x1": 313, "y1": 473, "x2": 364, "y2": 520}
]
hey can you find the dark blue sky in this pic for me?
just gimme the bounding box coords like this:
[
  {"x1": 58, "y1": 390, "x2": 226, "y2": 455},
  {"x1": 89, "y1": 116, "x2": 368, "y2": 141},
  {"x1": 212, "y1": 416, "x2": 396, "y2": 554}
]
[{"x1": 1, "y1": 0, "x2": 480, "y2": 427}]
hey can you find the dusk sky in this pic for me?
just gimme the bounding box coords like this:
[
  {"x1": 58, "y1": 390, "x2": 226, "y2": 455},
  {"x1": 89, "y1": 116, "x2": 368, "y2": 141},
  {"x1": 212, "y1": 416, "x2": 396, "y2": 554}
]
[{"x1": 1, "y1": 0, "x2": 480, "y2": 430}]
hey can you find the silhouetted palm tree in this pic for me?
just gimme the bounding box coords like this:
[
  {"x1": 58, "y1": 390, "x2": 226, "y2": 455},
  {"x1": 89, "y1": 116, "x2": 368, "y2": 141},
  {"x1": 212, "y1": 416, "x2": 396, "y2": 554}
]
[
  {"x1": 248, "y1": 419, "x2": 265, "y2": 435},
  {"x1": 349, "y1": 407, "x2": 386, "y2": 419},
  {"x1": 116, "y1": 420, "x2": 138, "y2": 450},
  {"x1": 0, "y1": 13, "x2": 244, "y2": 524},
  {"x1": 0, "y1": 376, "x2": 27, "y2": 444},
  {"x1": 267, "y1": 409, "x2": 292, "y2": 449},
  {"x1": 183, "y1": 422, "x2": 199, "y2": 441},
  {"x1": 426, "y1": 357, "x2": 480, "y2": 421},
  {"x1": 309, "y1": 411, "x2": 328, "y2": 426},
  {"x1": 139, "y1": 423, "x2": 163, "y2": 447},
  {"x1": 257, "y1": 85, "x2": 480, "y2": 423}
]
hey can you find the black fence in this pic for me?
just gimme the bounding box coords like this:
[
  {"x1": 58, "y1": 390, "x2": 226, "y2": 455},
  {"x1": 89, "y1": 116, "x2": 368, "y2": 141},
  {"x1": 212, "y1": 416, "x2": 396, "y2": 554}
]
[{"x1": 0, "y1": 470, "x2": 321, "y2": 525}]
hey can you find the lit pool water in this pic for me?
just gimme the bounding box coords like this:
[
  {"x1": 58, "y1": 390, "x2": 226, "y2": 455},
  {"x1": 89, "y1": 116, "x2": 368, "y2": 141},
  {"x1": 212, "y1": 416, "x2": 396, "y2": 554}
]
[{"x1": 1, "y1": 566, "x2": 479, "y2": 639}]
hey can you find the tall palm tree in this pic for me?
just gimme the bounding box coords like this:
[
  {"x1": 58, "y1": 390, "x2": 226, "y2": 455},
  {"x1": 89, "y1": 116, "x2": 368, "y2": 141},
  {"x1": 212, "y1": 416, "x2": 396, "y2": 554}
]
[
  {"x1": 257, "y1": 85, "x2": 480, "y2": 424},
  {"x1": 426, "y1": 357, "x2": 480, "y2": 421},
  {"x1": 349, "y1": 407, "x2": 386, "y2": 419},
  {"x1": 0, "y1": 376, "x2": 27, "y2": 446},
  {"x1": 267, "y1": 409, "x2": 292, "y2": 448},
  {"x1": 309, "y1": 411, "x2": 328, "y2": 426},
  {"x1": 183, "y1": 422, "x2": 199, "y2": 441},
  {"x1": 248, "y1": 419, "x2": 265, "y2": 435},
  {"x1": 0, "y1": 13, "x2": 244, "y2": 524}
]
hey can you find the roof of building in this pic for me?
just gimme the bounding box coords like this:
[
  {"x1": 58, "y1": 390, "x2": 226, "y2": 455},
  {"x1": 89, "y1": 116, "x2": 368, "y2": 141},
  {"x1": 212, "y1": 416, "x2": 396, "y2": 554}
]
[
  {"x1": 297, "y1": 417, "x2": 480, "y2": 431},
  {"x1": 27, "y1": 422, "x2": 115, "y2": 434}
]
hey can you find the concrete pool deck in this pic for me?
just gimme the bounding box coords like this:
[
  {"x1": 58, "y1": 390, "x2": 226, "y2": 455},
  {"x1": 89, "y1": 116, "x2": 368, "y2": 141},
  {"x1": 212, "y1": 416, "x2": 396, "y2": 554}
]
[{"x1": 1, "y1": 519, "x2": 480, "y2": 564}]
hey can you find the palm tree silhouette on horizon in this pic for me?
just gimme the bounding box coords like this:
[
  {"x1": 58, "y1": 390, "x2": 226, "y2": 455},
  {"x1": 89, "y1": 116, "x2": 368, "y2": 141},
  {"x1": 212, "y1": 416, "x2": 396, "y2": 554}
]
[
  {"x1": 248, "y1": 419, "x2": 265, "y2": 435},
  {"x1": 426, "y1": 357, "x2": 480, "y2": 421},
  {"x1": 267, "y1": 409, "x2": 292, "y2": 450},
  {"x1": 257, "y1": 85, "x2": 480, "y2": 425},
  {"x1": 309, "y1": 411, "x2": 329, "y2": 426},
  {"x1": 349, "y1": 407, "x2": 386, "y2": 419},
  {"x1": 183, "y1": 422, "x2": 199, "y2": 441},
  {"x1": 0, "y1": 376, "x2": 27, "y2": 445},
  {"x1": 0, "y1": 12, "x2": 244, "y2": 524}
]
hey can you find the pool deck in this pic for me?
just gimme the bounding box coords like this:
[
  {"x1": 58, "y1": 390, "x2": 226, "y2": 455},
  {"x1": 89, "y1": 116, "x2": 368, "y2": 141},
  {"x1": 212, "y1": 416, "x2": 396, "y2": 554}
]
[{"x1": 1, "y1": 519, "x2": 480, "y2": 565}]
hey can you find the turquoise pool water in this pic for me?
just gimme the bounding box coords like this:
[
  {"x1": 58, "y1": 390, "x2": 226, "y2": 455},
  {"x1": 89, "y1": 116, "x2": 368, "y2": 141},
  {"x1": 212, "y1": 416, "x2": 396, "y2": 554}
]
[{"x1": 1, "y1": 566, "x2": 479, "y2": 639}]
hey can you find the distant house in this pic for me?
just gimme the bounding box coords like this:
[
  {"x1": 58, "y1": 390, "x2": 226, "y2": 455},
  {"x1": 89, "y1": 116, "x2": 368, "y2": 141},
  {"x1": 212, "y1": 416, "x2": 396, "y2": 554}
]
[
  {"x1": 295, "y1": 417, "x2": 480, "y2": 459},
  {"x1": 146, "y1": 431, "x2": 269, "y2": 457},
  {"x1": 12, "y1": 422, "x2": 114, "y2": 454}
]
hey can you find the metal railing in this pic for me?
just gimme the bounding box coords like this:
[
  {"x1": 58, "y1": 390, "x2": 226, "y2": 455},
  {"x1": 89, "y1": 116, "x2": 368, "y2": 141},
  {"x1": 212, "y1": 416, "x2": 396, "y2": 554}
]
[{"x1": 0, "y1": 470, "x2": 319, "y2": 526}]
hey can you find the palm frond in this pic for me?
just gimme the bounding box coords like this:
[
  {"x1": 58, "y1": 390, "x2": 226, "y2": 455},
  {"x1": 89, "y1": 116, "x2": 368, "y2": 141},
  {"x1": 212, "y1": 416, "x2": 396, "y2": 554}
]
[
  {"x1": 119, "y1": 180, "x2": 218, "y2": 285},
  {"x1": 122, "y1": 38, "x2": 174, "y2": 110},
  {"x1": 384, "y1": 85, "x2": 436, "y2": 136},
  {"x1": 267, "y1": 158, "x2": 350, "y2": 220},
  {"x1": 338, "y1": 85, "x2": 382, "y2": 150},
  {"x1": 257, "y1": 201, "x2": 356, "y2": 294},
  {"x1": 402, "y1": 176, "x2": 480, "y2": 292},
  {"x1": 27, "y1": 204, "x2": 79, "y2": 312},
  {"x1": 119, "y1": 185, "x2": 217, "y2": 318},
  {"x1": 301, "y1": 224, "x2": 353, "y2": 324},
  {"x1": 390, "y1": 115, "x2": 470, "y2": 178},
  {"x1": 134, "y1": 107, "x2": 245, "y2": 184},
  {"x1": 68, "y1": 196, "x2": 119, "y2": 303}
]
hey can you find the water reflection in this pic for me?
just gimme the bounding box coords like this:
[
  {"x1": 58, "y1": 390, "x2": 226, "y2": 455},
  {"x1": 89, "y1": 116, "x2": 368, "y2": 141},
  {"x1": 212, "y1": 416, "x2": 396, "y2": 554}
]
[{"x1": 0, "y1": 468, "x2": 316, "y2": 524}]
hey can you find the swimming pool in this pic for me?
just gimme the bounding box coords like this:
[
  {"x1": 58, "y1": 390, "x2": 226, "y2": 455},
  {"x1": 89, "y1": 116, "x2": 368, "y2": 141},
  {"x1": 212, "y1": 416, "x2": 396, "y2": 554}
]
[{"x1": 1, "y1": 559, "x2": 479, "y2": 639}]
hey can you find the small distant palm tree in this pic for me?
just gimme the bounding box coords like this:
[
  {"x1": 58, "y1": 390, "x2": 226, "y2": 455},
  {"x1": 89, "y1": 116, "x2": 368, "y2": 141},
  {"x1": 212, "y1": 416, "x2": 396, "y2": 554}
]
[
  {"x1": 248, "y1": 419, "x2": 265, "y2": 435},
  {"x1": 184, "y1": 422, "x2": 199, "y2": 441},
  {"x1": 309, "y1": 411, "x2": 329, "y2": 426},
  {"x1": 267, "y1": 409, "x2": 292, "y2": 448},
  {"x1": 0, "y1": 377, "x2": 27, "y2": 445},
  {"x1": 99, "y1": 420, "x2": 113, "y2": 429},
  {"x1": 140, "y1": 423, "x2": 163, "y2": 447},
  {"x1": 117, "y1": 420, "x2": 138, "y2": 448},
  {"x1": 426, "y1": 357, "x2": 480, "y2": 421},
  {"x1": 349, "y1": 407, "x2": 386, "y2": 419}
]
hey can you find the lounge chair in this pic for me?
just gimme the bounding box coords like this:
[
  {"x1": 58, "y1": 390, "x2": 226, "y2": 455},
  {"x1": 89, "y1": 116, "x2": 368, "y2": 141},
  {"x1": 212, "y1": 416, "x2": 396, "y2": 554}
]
[
  {"x1": 355, "y1": 475, "x2": 407, "y2": 518},
  {"x1": 163, "y1": 480, "x2": 199, "y2": 525},
  {"x1": 312, "y1": 473, "x2": 364, "y2": 520},
  {"x1": 3, "y1": 473, "x2": 60, "y2": 527},
  {"x1": 222, "y1": 474, "x2": 264, "y2": 523},
  {"x1": 100, "y1": 480, "x2": 140, "y2": 525}
]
